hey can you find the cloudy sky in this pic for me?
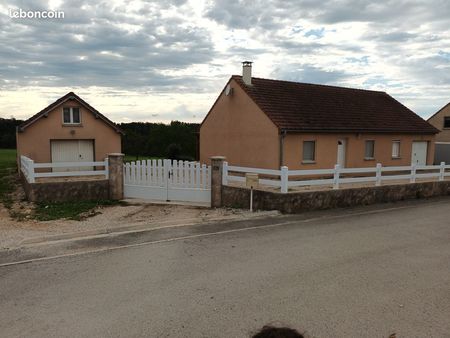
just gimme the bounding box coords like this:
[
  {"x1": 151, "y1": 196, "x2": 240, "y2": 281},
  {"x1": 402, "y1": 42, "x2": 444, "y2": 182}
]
[{"x1": 0, "y1": 0, "x2": 449, "y2": 123}]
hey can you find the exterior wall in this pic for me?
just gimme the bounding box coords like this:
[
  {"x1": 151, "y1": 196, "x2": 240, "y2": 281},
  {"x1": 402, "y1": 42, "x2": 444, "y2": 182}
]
[
  {"x1": 222, "y1": 181, "x2": 450, "y2": 213},
  {"x1": 283, "y1": 133, "x2": 435, "y2": 169},
  {"x1": 428, "y1": 104, "x2": 450, "y2": 142},
  {"x1": 22, "y1": 178, "x2": 109, "y2": 202},
  {"x1": 16, "y1": 99, "x2": 121, "y2": 164},
  {"x1": 200, "y1": 79, "x2": 280, "y2": 169}
]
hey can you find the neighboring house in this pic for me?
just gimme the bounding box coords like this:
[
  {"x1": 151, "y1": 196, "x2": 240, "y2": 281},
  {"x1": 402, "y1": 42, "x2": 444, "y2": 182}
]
[
  {"x1": 427, "y1": 103, "x2": 450, "y2": 164},
  {"x1": 16, "y1": 92, "x2": 124, "y2": 169},
  {"x1": 200, "y1": 62, "x2": 438, "y2": 169}
]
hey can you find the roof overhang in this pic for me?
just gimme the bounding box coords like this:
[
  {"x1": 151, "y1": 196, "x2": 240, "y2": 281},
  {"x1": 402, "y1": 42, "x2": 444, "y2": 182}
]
[{"x1": 280, "y1": 128, "x2": 438, "y2": 135}]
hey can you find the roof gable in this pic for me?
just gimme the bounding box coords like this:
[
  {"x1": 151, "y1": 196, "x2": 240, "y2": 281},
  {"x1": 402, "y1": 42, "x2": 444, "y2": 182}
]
[
  {"x1": 200, "y1": 77, "x2": 275, "y2": 130},
  {"x1": 232, "y1": 75, "x2": 438, "y2": 134},
  {"x1": 18, "y1": 92, "x2": 124, "y2": 134},
  {"x1": 427, "y1": 102, "x2": 450, "y2": 122}
]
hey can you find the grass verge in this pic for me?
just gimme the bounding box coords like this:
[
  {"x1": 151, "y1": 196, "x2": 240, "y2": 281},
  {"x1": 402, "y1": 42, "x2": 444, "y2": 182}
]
[
  {"x1": 0, "y1": 149, "x2": 17, "y2": 209},
  {"x1": 34, "y1": 200, "x2": 124, "y2": 221}
]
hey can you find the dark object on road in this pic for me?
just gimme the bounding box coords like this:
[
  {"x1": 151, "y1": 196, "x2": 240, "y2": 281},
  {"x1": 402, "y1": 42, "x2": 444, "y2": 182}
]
[{"x1": 252, "y1": 325, "x2": 304, "y2": 338}]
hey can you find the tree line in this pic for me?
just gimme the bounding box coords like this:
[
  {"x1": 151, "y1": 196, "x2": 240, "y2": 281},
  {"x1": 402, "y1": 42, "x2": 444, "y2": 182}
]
[
  {"x1": 0, "y1": 118, "x2": 22, "y2": 148},
  {"x1": 0, "y1": 118, "x2": 199, "y2": 160},
  {"x1": 120, "y1": 121, "x2": 199, "y2": 160}
]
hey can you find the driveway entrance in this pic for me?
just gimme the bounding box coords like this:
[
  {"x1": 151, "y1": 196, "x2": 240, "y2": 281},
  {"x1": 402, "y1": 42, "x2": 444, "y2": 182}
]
[{"x1": 123, "y1": 159, "x2": 211, "y2": 205}]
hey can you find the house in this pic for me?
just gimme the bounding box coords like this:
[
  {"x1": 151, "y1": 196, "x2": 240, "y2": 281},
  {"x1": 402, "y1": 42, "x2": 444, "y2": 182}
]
[
  {"x1": 200, "y1": 62, "x2": 438, "y2": 169},
  {"x1": 427, "y1": 103, "x2": 450, "y2": 164},
  {"x1": 16, "y1": 92, "x2": 124, "y2": 169}
]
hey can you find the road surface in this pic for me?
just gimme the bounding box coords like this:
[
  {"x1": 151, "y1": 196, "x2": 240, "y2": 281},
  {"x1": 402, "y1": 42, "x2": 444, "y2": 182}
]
[{"x1": 1, "y1": 198, "x2": 450, "y2": 337}]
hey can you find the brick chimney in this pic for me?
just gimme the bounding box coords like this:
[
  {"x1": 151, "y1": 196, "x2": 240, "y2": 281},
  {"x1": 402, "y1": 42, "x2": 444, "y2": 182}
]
[{"x1": 242, "y1": 61, "x2": 252, "y2": 85}]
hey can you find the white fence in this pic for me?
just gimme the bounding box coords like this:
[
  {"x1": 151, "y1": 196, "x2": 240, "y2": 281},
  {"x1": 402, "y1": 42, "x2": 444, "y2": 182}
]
[
  {"x1": 123, "y1": 159, "x2": 211, "y2": 204},
  {"x1": 20, "y1": 155, "x2": 108, "y2": 183},
  {"x1": 223, "y1": 162, "x2": 450, "y2": 193}
]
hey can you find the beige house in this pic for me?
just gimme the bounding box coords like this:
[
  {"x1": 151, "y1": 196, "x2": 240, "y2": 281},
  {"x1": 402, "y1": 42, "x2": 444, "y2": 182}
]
[
  {"x1": 200, "y1": 62, "x2": 438, "y2": 169},
  {"x1": 17, "y1": 92, "x2": 123, "y2": 167},
  {"x1": 427, "y1": 102, "x2": 450, "y2": 163}
]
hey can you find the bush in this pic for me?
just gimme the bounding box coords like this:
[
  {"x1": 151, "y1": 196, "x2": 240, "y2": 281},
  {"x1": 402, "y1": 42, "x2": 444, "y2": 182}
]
[{"x1": 166, "y1": 143, "x2": 182, "y2": 159}]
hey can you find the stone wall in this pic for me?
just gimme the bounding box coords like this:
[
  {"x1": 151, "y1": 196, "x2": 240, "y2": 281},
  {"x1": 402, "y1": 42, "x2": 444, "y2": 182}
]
[
  {"x1": 222, "y1": 181, "x2": 450, "y2": 213},
  {"x1": 23, "y1": 178, "x2": 109, "y2": 203}
]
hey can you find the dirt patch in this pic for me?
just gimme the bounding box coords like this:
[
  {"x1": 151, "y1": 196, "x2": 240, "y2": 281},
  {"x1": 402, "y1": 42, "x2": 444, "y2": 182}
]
[
  {"x1": 0, "y1": 201, "x2": 278, "y2": 250},
  {"x1": 7, "y1": 177, "x2": 35, "y2": 220},
  {"x1": 0, "y1": 173, "x2": 274, "y2": 250}
]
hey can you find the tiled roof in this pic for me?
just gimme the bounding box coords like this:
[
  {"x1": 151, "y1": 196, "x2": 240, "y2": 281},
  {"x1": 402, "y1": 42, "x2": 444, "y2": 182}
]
[
  {"x1": 18, "y1": 92, "x2": 124, "y2": 134},
  {"x1": 232, "y1": 76, "x2": 438, "y2": 134}
]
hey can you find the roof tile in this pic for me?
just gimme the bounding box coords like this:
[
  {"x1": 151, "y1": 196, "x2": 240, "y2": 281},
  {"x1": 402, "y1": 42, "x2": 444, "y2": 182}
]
[{"x1": 232, "y1": 76, "x2": 438, "y2": 134}]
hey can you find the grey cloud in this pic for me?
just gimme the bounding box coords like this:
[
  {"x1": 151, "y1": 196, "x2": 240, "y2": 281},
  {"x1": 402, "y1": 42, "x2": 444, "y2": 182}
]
[
  {"x1": 271, "y1": 63, "x2": 352, "y2": 85},
  {"x1": 205, "y1": 0, "x2": 293, "y2": 30},
  {"x1": 274, "y1": 40, "x2": 326, "y2": 55},
  {"x1": 206, "y1": 0, "x2": 450, "y2": 29},
  {"x1": 0, "y1": 0, "x2": 215, "y2": 90},
  {"x1": 222, "y1": 46, "x2": 270, "y2": 61},
  {"x1": 1, "y1": 0, "x2": 450, "y2": 118},
  {"x1": 367, "y1": 31, "x2": 417, "y2": 43},
  {"x1": 400, "y1": 55, "x2": 450, "y2": 86}
]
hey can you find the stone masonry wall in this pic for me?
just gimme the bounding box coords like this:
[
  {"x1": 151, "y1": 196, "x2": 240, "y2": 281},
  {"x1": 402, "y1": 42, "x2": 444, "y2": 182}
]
[
  {"x1": 222, "y1": 181, "x2": 450, "y2": 213},
  {"x1": 23, "y1": 178, "x2": 109, "y2": 203}
]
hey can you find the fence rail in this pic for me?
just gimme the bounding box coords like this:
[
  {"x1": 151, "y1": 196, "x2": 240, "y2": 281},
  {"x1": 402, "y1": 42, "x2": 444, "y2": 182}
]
[
  {"x1": 20, "y1": 155, "x2": 108, "y2": 183},
  {"x1": 223, "y1": 161, "x2": 450, "y2": 193}
]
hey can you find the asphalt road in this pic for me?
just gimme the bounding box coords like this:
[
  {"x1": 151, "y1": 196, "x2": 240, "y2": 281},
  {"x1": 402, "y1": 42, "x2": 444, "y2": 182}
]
[{"x1": 1, "y1": 199, "x2": 450, "y2": 338}]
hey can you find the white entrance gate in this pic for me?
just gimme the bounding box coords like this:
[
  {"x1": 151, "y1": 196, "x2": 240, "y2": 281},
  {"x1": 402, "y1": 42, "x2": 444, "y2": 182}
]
[{"x1": 123, "y1": 159, "x2": 211, "y2": 205}]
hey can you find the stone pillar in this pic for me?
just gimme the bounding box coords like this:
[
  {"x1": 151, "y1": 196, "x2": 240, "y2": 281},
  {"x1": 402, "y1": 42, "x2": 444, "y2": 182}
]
[
  {"x1": 108, "y1": 153, "x2": 124, "y2": 200},
  {"x1": 210, "y1": 156, "x2": 226, "y2": 208}
]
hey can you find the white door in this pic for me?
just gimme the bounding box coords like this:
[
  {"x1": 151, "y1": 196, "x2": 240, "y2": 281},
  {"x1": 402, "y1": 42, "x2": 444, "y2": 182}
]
[
  {"x1": 51, "y1": 140, "x2": 94, "y2": 172},
  {"x1": 337, "y1": 139, "x2": 346, "y2": 167},
  {"x1": 411, "y1": 141, "x2": 427, "y2": 165}
]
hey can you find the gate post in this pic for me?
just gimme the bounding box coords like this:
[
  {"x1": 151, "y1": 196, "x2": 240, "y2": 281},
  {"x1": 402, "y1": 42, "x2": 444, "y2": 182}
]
[
  {"x1": 108, "y1": 153, "x2": 124, "y2": 200},
  {"x1": 210, "y1": 156, "x2": 226, "y2": 208}
]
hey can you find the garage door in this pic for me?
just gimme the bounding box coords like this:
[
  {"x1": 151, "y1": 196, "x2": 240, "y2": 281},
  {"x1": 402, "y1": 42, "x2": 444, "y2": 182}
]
[
  {"x1": 51, "y1": 140, "x2": 94, "y2": 172},
  {"x1": 434, "y1": 143, "x2": 450, "y2": 164}
]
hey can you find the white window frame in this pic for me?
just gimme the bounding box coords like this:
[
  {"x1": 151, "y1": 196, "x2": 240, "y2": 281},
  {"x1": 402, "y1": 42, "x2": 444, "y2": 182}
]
[
  {"x1": 302, "y1": 140, "x2": 316, "y2": 163},
  {"x1": 62, "y1": 107, "x2": 81, "y2": 125},
  {"x1": 392, "y1": 140, "x2": 401, "y2": 158},
  {"x1": 364, "y1": 140, "x2": 375, "y2": 160}
]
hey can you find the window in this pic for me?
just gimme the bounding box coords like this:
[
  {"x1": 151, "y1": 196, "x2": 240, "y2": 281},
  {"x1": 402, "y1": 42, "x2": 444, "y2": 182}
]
[
  {"x1": 444, "y1": 117, "x2": 450, "y2": 129},
  {"x1": 364, "y1": 140, "x2": 375, "y2": 159},
  {"x1": 63, "y1": 107, "x2": 81, "y2": 124},
  {"x1": 303, "y1": 141, "x2": 315, "y2": 162},
  {"x1": 392, "y1": 141, "x2": 401, "y2": 158}
]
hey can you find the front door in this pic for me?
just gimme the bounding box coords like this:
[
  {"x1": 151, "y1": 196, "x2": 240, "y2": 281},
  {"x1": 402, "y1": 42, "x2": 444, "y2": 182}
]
[
  {"x1": 411, "y1": 141, "x2": 428, "y2": 165},
  {"x1": 337, "y1": 139, "x2": 346, "y2": 167}
]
